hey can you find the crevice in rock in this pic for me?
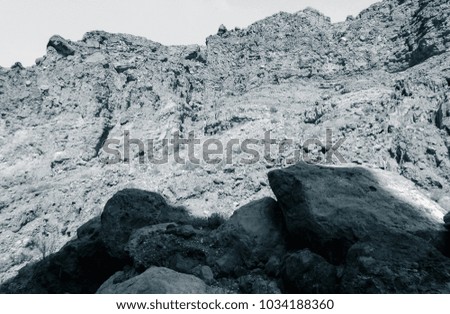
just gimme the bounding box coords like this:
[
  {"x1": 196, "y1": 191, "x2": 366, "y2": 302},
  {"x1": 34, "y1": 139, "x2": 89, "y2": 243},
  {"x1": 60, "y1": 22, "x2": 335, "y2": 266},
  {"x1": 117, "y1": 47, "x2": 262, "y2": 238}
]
[{"x1": 94, "y1": 124, "x2": 114, "y2": 158}]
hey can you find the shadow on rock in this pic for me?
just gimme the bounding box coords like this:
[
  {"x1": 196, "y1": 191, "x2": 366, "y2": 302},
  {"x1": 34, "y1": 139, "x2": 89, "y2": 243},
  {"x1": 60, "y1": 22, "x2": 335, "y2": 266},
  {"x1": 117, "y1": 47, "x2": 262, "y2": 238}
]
[
  {"x1": 269, "y1": 162, "x2": 450, "y2": 293},
  {"x1": 0, "y1": 217, "x2": 125, "y2": 293},
  {"x1": 3, "y1": 164, "x2": 450, "y2": 294},
  {"x1": 269, "y1": 162, "x2": 448, "y2": 263}
]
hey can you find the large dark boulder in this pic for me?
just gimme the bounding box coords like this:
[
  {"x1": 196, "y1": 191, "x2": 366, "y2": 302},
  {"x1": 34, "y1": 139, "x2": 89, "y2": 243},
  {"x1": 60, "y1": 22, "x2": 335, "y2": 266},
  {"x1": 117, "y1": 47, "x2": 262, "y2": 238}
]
[
  {"x1": 268, "y1": 162, "x2": 447, "y2": 262},
  {"x1": 100, "y1": 189, "x2": 190, "y2": 259}
]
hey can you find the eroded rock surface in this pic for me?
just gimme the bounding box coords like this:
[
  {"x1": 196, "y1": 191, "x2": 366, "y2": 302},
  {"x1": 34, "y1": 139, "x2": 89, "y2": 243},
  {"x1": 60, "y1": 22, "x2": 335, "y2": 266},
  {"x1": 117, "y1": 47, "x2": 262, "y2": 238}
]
[{"x1": 1, "y1": 0, "x2": 450, "y2": 291}]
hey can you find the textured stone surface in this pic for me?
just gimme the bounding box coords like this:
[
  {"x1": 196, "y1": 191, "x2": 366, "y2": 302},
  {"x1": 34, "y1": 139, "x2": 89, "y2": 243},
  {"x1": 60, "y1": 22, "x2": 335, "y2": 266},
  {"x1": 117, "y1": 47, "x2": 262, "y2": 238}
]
[
  {"x1": 0, "y1": 217, "x2": 125, "y2": 293},
  {"x1": 126, "y1": 224, "x2": 208, "y2": 272},
  {"x1": 269, "y1": 162, "x2": 447, "y2": 261},
  {"x1": 100, "y1": 189, "x2": 189, "y2": 259},
  {"x1": 209, "y1": 197, "x2": 286, "y2": 277},
  {"x1": 444, "y1": 211, "x2": 450, "y2": 230},
  {"x1": 96, "y1": 267, "x2": 215, "y2": 294},
  {"x1": 1, "y1": 0, "x2": 450, "y2": 287},
  {"x1": 341, "y1": 232, "x2": 450, "y2": 293},
  {"x1": 217, "y1": 197, "x2": 286, "y2": 262},
  {"x1": 2, "y1": 182, "x2": 450, "y2": 293},
  {"x1": 47, "y1": 35, "x2": 76, "y2": 57}
]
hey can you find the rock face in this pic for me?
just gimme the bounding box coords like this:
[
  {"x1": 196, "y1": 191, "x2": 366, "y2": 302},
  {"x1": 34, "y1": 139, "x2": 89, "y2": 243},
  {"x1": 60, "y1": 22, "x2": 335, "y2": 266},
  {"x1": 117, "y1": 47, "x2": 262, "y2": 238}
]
[
  {"x1": 97, "y1": 267, "x2": 214, "y2": 294},
  {"x1": 269, "y1": 162, "x2": 447, "y2": 262},
  {"x1": 1, "y1": 0, "x2": 450, "y2": 291},
  {"x1": 100, "y1": 189, "x2": 190, "y2": 259}
]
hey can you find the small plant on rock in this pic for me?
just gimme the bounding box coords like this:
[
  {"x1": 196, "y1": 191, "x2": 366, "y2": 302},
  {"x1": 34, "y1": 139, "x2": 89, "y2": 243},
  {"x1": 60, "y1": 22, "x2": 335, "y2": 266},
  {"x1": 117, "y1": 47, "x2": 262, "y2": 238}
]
[{"x1": 35, "y1": 230, "x2": 57, "y2": 259}]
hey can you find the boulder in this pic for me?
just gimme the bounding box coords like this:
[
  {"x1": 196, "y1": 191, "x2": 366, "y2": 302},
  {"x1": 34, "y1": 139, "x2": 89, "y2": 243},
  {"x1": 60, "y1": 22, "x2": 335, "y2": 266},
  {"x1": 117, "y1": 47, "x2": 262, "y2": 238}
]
[
  {"x1": 438, "y1": 196, "x2": 450, "y2": 212},
  {"x1": 213, "y1": 249, "x2": 243, "y2": 275},
  {"x1": 211, "y1": 197, "x2": 286, "y2": 273},
  {"x1": 96, "y1": 267, "x2": 216, "y2": 293},
  {"x1": 184, "y1": 45, "x2": 206, "y2": 63},
  {"x1": 282, "y1": 249, "x2": 338, "y2": 293},
  {"x1": 47, "y1": 35, "x2": 75, "y2": 57},
  {"x1": 341, "y1": 232, "x2": 450, "y2": 293},
  {"x1": 100, "y1": 189, "x2": 190, "y2": 259},
  {"x1": 225, "y1": 197, "x2": 285, "y2": 257},
  {"x1": 113, "y1": 61, "x2": 136, "y2": 73},
  {"x1": 268, "y1": 162, "x2": 447, "y2": 262},
  {"x1": 217, "y1": 24, "x2": 227, "y2": 36}
]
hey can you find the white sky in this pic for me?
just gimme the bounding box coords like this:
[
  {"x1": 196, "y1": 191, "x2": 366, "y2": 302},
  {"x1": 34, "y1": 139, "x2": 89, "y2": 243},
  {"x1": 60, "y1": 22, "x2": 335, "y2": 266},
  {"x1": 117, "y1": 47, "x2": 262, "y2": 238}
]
[{"x1": 0, "y1": 0, "x2": 379, "y2": 67}]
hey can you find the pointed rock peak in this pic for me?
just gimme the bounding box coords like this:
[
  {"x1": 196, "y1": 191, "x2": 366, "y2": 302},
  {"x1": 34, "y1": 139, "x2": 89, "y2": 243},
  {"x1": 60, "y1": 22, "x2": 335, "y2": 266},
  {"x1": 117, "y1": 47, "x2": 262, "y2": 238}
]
[{"x1": 217, "y1": 24, "x2": 228, "y2": 36}]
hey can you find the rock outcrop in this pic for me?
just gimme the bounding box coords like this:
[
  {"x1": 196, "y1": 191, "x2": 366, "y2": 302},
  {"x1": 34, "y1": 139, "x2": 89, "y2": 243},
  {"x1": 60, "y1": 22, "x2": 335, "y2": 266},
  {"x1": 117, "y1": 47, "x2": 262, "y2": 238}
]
[
  {"x1": 1, "y1": 0, "x2": 450, "y2": 291},
  {"x1": 444, "y1": 212, "x2": 450, "y2": 230}
]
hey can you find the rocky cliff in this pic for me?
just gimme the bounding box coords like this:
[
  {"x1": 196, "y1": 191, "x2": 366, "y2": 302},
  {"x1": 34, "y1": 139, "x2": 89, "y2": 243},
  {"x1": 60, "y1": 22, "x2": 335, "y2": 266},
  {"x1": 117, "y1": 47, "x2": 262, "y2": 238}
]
[{"x1": 0, "y1": 0, "x2": 450, "y2": 292}]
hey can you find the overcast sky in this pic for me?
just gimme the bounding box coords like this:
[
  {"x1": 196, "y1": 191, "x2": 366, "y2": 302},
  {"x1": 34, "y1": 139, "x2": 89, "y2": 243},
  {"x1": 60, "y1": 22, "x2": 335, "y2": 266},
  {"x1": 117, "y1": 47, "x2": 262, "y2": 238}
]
[{"x1": 0, "y1": 0, "x2": 379, "y2": 67}]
